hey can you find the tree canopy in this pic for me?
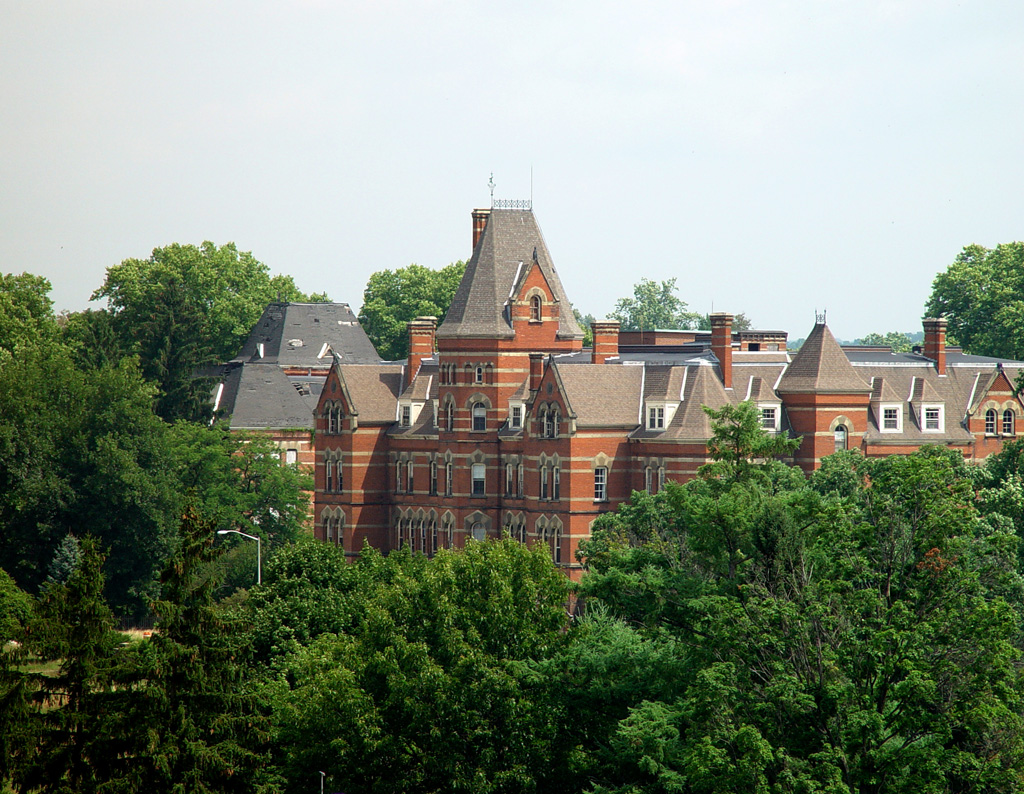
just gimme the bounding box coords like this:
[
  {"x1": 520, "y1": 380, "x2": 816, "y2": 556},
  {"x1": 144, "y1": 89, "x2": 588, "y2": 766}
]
[
  {"x1": 610, "y1": 278, "x2": 702, "y2": 331},
  {"x1": 924, "y1": 241, "x2": 1024, "y2": 359},
  {"x1": 90, "y1": 243, "x2": 328, "y2": 420},
  {"x1": 358, "y1": 261, "x2": 466, "y2": 360}
]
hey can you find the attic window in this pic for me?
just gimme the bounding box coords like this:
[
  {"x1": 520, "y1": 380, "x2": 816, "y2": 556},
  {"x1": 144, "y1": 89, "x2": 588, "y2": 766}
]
[
  {"x1": 293, "y1": 382, "x2": 311, "y2": 396},
  {"x1": 881, "y1": 405, "x2": 902, "y2": 432},
  {"x1": 923, "y1": 405, "x2": 943, "y2": 432},
  {"x1": 530, "y1": 295, "x2": 542, "y2": 321}
]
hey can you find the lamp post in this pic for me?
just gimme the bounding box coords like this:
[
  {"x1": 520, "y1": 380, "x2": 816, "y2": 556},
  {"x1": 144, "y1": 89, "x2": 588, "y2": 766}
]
[
  {"x1": 319, "y1": 771, "x2": 325, "y2": 794},
  {"x1": 215, "y1": 529, "x2": 261, "y2": 586}
]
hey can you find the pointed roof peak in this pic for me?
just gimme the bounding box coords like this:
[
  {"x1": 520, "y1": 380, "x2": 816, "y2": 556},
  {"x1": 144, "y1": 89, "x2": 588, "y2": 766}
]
[
  {"x1": 778, "y1": 320, "x2": 871, "y2": 394},
  {"x1": 437, "y1": 209, "x2": 583, "y2": 341}
]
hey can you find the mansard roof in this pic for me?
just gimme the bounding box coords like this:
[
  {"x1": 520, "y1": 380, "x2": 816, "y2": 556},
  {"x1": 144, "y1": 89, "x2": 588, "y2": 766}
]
[
  {"x1": 216, "y1": 362, "x2": 323, "y2": 430},
  {"x1": 554, "y1": 364, "x2": 644, "y2": 427},
  {"x1": 777, "y1": 321, "x2": 870, "y2": 394},
  {"x1": 334, "y1": 363, "x2": 404, "y2": 423},
  {"x1": 437, "y1": 209, "x2": 584, "y2": 341},
  {"x1": 233, "y1": 301, "x2": 380, "y2": 367}
]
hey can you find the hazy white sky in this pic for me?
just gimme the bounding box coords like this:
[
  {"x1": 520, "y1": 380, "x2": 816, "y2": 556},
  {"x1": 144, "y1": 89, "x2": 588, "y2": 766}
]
[{"x1": 3, "y1": 0, "x2": 1023, "y2": 341}]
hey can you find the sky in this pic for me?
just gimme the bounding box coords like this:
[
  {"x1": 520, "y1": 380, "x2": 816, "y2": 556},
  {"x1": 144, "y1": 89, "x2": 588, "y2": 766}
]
[{"x1": 3, "y1": 0, "x2": 1023, "y2": 342}]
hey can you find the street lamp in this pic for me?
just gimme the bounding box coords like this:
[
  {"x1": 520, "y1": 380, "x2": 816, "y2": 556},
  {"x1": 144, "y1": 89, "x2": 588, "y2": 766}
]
[
  {"x1": 216, "y1": 529, "x2": 261, "y2": 586},
  {"x1": 319, "y1": 771, "x2": 325, "y2": 794}
]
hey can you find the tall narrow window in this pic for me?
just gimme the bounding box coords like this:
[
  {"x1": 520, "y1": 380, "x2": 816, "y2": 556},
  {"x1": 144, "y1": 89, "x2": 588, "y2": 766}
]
[
  {"x1": 445, "y1": 462, "x2": 453, "y2": 497},
  {"x1": 551, "y1": 409, "x2": 560, "y2": 437},
  {"x1": 401, "y1": 405, "x2": 411, "y2": 427},
  {"x1": 1004, "y1": 410, "x2": 1016, "y2": 436},
  {"x1": 834, "y1": 424, "x2": 848, "y2": 452},
  {"x1": 540, "y1": 466, "x2": 549, "y2": 500},
  {"x1": 530, "y1": 295, "x2": 542, "y2": 321},
  {"x1": 518, "y1": 463, "x2": 524, "y2": 497},
  {"x1": 594, "y1": 467, "x2": 608, "y2": 502},
  {"x1": 510, "y1": 405, "x2": 523, "y2": 429},
  {"x1": 475, "y1": 365, "x2": 484, "y2": 384},
  {"x1": 506, "y1": 462, "x2": 514, "y2": 496},
  {"x1": 552, "y1": 527, "x2": 562, "y2": 565},
  {"x1": 325, "y1": 459, "x2": 334, "y2": 493},
  {"x1": 986, "y1": 409, "x2": 998, "y2": 435},
  {"x1": 658, "y1": 467, "x2": 666, "y2": 492},
  {"x1": 540, "y1": 408, "x2": 549, "y2": 438},
  {"x1": 407, "y1": 459, "x2": 415, "y2": 493},
  {"x1": 430, "y1": 460, "x2": 438, "y2": 495},
  {"x1": 645, "y1": 466, "x2": 653, "y2": 494},
  {"x1": 430, "y1": 520, "x2": 438, "y2": 555},
  {"x1": 324, "y1": 515, "x2": 333, "y2": 542},
  {"x1": 446, "y1": 401, "x2": 455, "y2": 432},
  {"x1": 472, "y1": 403, "x2": 486, "y2": 431},
  {"x1": 445, "y1": 517, "x2": 454, "y2": 548},
  {"x1": 336, "y1": 457, "x2": 343, "y2": 493},
  {"x1": 472, "y1": 463, "x2": 486, "y2": 496},
  {"x1": 553, "y1": 467, "x2": 560, "y2": 500},
  {"x1": 396, "y1": 461, "x2": 403, "y2": 493}
]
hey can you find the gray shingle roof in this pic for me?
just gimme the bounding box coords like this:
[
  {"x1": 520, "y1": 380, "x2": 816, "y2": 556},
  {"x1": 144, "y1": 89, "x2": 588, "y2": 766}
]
[
  {"x1": 438, "y1": 210, "x2": 584, "y2": 341},
  {"x1": 555, "y1": 364, "x2": 643, "y2": 427},
  {"x1": 336, "y1": 364, "x2": 404, "y2": 423},
  {"x1": 778, "y1": 322, "x2": 871, "y2": 394},
  {"x1": 233, "y1": 302, "x2": 380, "y2": 367},
  {"x1": 219, "y1": 362, "x2": 320, "y2": 430}
]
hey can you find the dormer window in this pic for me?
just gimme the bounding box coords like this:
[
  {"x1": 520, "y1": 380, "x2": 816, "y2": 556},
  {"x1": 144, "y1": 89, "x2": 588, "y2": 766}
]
[
  {"x1": 922, "y1": 405, "x2": 943, "y2": 432},
  {"x1": 760, "y1": 406, "x2": 779, "y2": 431},
  {"x1": 530, "y1": 295, "x2": 542, "y2": 321},
  {"x1": 509, "y1": 403, "x2": 523, "y2": 429},
  {"x1": 1004, "y1": 410, "x2": 1016, "y2": 436},
  {"x1": 401, "y1": 405, "x2": 411, "y2": 427},
  {"x1": 881, "y1": 405, "x2": 902, "y2": 432},
  {"x1": 648, "y1": 406, "x2": 664, "y2": 430}
]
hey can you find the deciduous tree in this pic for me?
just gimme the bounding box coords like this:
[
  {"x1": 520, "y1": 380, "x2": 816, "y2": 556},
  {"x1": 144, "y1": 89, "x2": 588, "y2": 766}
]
[{"x1": 610, "y1": 278, "x2": 702, "y2": 332}]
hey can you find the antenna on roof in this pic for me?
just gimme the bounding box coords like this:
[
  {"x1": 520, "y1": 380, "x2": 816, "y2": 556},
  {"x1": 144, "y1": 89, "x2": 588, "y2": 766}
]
[
  {"x1": 530, "y1": 165, "x2": 533, "y2": 206},
  {"x1": 488, "y1": 173, "x2": 495, "y2": 206}
]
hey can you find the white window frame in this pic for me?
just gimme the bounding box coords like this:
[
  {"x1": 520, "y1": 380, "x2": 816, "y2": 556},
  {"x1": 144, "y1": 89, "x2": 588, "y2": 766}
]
[
  {"x1": 759, "y1": 404, "x2": 780, "y2": 431},
  {"x1": 986, "y1": 408, "x2": 998, "y2": 436},
  {"x1": 594, "y1": 466, "x2": 608, "y2": 502},
  {"x1": 509, "y1": 403, "x2": 524, "y2": 429},
  {"x1": 648, "y1": 405, "x2": 664, "y2": 430},
  {"x1": 1004, "y1": 409, "x2": 1016, "y2": 436},
  {"x1": 880, "y1": 404, "x2": 902, "y2": 433},
  {"x1": 922, "y1": 404, "x2": 944, "y2": 433}
]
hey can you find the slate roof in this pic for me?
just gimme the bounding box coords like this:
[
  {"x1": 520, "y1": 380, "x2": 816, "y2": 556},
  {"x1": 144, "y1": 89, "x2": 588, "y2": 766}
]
[
  {"x1": 336, "y1": 364, "x2": 405, "y2": 423},
  {"x1": 777, "y1": 322, "x2": 871, "y2": 394},
  {"x1": 555, "y1": 364, "x2": 643, "y2": 427},
  {"x1": 217, "y1": 363, "x2": 322, "y2": 430},
  {"x1": 233, "y1": 302, "x2": 380, "y2": 367},
  {"x1": 438, "y1": 209, "x2": 584, "y2": 341}
]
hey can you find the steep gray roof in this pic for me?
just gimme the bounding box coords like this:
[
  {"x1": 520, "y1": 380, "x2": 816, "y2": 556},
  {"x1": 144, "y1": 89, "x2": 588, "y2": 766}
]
[
  {"x1": 438, "y1": 209, "x2": 584, "y2": 341},
  {"x1": 217, "y1": 362, "x2": 322, "y2": 430},
  {"x1": 555, "y1": 364, "x2": 643, "y2": 427},
  {"x1": 233, "y1": 302, "x2": 380, "y2": 367},
  {"x1": 777, "y1": 322, "x2": 870, "y2": 394},
  {"x1": 336, "y1": 364, "x2": 404, "y2": 423}
]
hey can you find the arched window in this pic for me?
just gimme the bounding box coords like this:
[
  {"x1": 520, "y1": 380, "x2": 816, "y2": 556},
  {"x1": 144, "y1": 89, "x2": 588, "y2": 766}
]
[
  {"x1": 530, "y1": 295, "x2": 542, "y2": 321},
  {"x1": 540, "y1": 407, "x2": 550, "y2": 438},
  {"x1": 446, "y1": 401, "x2": 455, "y2": 432},
  {"x1": 540, "y1": 465, "x2": 549, "y2": 500},
  {"x1": 553, "y1": 467, "x2": 561, "y2": 500},
  {"x1": 986, "y1": 409, "x2": 998, "y2": 435},
  {"x1": 395, "y1": 460, "x2": 404, "y2": 493},
  {"x1": 430, "y1": 519, "x2": 438, "y2": 555},
  {"x1": 445, "y1": 462, "x2": 453, "y2": 497},
  {"x1": 1004, "y1": 410, "x2": 1015, "y2": 436},
  {"x1": 834, "y1": 424, "x2": 848, "y2": 452},
  {"x1": 551, "y1": 526, "x2": 562, "y2": 565},
  {"x1": 517, "y1": 463, "x2": 524, "y2": 497},
  {"x1": 472, "y1": 402, "x2": 486, "y2": 431},
  {"x1": 551, "y1": 408, "x2": 560, "y2": 438},
  {"x1": 658, "y1": 466, "x2": 666, "y2": 492},
  {"x1": 645, "y1": 466, "x2": 653, "y2": 494},
  {"x1": 407, "y1": 459, "x2": 415, "y2": 493},
  {"x1": 323, "y1": 514, "x2": 333, "y2": 542},
  {"x1": 475, "y1": 365, "x2": 484, "y2": 384},
  {"x1": 430, "y1": 460, "x2": 438, "y2": 495},
  {"x1": 325, "y1": 459, "x2": 334, "y2": 493},
  {"x1": 471, "y1": 521, "x2": 486, "y2": 542}
]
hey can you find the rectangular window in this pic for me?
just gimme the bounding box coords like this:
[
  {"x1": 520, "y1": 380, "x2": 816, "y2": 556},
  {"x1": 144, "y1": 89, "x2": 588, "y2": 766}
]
[
  {"x1": 518, "y1": 463, "x2": 524, "y2": 498},
  {"x1": 445, "y1": 463, "x2": 453, "y2": 497},
  {"x1": 541, "y1": 466, "x2": 549, "y2": 500},
  {"x1": 430, "y1": 461, "x2": 438, "y2": 495},
  {"x1": 882, "y1": 406, "x2": 900, "y2": 431},
  {"x1": 407, "y1": 460, "x2": 414, "y2": 493},
  {"x1": 645, "y1": 466, "x2": 653, "y2": 494},
  {"x1": 473, "y1": 404, "x2": 486, "y2": 431},
  {"x1": 648, "y1": 406, "x2": 664, "y2": 429},
  {"x1": 336, "y1": 458, "x2": 343, "y2": 493},
  {"x1": 285, "y1": 448, "x2": 298, "y2": 465},
  {"x1": 472, "y1": 463, "x2": 486, "y2": 496},
  {"x1": 506, "y1": 463, "x2": 514, "y2": 496},
  {"x1": 396, "y1": 461, "x2": 404, "y2": 493},
  {"x1": 325, "y1": 459, "x2": 334, "y2": 492},
  {"x1": 760, "y1": 407, "x2": 777, "y2": 430},
  {"x1": 401, "y1": 405, "x2": 411, "y2": 427},
  {"x1": 924, "y1": 407, "x2": 941, "y2": 431},
  {"x1": 658, "y1": 467, "x2": 666, "y2": 491},
  {"x1": 594, "y1": 467, "x2": 607, "y2": 502},
  {"x1": 553, "y1": 467, "x2": 560, "y2": 500},
  {"x1": 511, "y1": 405, "x2": 523, "y2": 429}
]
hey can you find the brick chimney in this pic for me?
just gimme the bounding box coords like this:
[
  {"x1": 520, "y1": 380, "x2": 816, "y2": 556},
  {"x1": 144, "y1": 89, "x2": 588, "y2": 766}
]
[
  {"x1": 406, "y1": 316, "x2": 437, "y2": 388},
  {"x1": 529, "y1": 352, "x2": 546, "y2": 392},
  {"x1": 472, "y1": 208, "x2": 491, "y2": 252},
  {"x1": 591, "y1": 320, "x2": 620, "y2": 364},
  {"x1": 923, "y1": 317, "x2": 947, "y2": 375},
  {"x1": 710, "y1": 313, "x2": 733, "y2": 389}
]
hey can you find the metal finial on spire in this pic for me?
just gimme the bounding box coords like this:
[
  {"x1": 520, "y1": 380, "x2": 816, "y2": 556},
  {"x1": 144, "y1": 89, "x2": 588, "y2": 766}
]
[
  {"x1": 488, "y1": 173, "x2": 495, "y2": 206},
  {"x1": 815, "y1": 309, "x2": 827, "y2": 325}
]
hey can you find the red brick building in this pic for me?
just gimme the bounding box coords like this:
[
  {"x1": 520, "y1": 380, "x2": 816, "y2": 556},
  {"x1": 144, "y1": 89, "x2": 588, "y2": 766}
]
[{"x1": 314, "y1": 207, "x2": 1024, "y2": 572}]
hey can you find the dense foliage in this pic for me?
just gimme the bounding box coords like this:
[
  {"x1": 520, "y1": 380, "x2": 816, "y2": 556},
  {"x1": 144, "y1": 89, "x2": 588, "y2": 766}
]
[
  {"x1": 925, "y1": 242, "x2": 1024, "y2": 360},
  {"x1": 358, "y1": 261, "x2": 466, "y2": 360}
]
